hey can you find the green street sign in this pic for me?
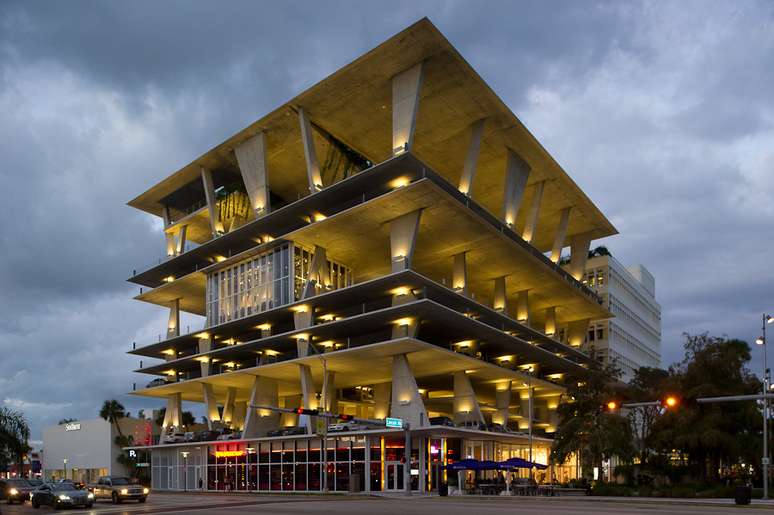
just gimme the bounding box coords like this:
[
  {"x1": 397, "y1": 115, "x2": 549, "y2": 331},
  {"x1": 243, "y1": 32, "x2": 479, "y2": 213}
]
[{"x1": 385, "y1": 417, "x2": 404, "y2": 429}]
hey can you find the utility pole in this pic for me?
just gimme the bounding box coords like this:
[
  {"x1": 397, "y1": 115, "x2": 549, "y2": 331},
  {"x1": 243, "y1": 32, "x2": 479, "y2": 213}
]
[{"x1": 404, "y1": 423, "x2": 412, "y2": 497}]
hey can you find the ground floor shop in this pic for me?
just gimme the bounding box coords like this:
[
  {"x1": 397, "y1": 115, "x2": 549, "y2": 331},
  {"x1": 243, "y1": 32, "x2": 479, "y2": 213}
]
[{"x1": 138, "y1": 430, "x2": 578, "y2": 493}]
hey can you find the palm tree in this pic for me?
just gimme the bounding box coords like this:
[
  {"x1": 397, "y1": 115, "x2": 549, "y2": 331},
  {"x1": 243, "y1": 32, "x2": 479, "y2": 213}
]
[
  {"x1": 99, "y1": 399, "x2": 127, "y2": 438},
  {"x1": 0, "y1": 407, "x2": 31, "y2": 476}
]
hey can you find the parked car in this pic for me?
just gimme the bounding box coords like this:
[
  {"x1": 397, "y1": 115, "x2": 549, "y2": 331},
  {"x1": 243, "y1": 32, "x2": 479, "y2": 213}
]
[
  {"x1": 1, "y1": 478, "x2": 35, "y2": 504},
  {"x1": 267, "y1": 428, "x2": 285, "y2": 437},
  {"x1": 184, "y1": 431, "x2": 199, "y2": 442},
  {"x1": 456, "y1": 420, "x2": 486, "y2": 431},
  {"x1": 268, "y1": 426, "x2": 308, "y2": 437},
  {"x1": 30, "y1": 482, "x2": 94, "y2": 509},
  {"x1": 328, "y1": 421, "x2": 369, "y2": 432},
  {"x1": 162, "y1": 431, "x2": 186, "y2": 444},
  {"x1": 146, "y1": 378, "x2": 168, "y2": 388},
  {"x1": 89, "y1": 476, "x2": 148, "y2": 504},
  {"x1": 429, "y1": 416, "x2": 454, "y2": 427},
  {"x1": 197, "y1": 430, "x2": 221, "y2": 441}
]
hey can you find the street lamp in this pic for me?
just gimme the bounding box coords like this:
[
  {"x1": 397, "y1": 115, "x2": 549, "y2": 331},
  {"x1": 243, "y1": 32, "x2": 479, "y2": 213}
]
[
  {"x1": 181, "y1": 451, "x2": 190, "y2": 492},
  {"x1": 63, "y1": 458, "x2": 68, "y2": 481},
  {"x1": 756, "y1": 313, "x2": 774, "y2": 500}
]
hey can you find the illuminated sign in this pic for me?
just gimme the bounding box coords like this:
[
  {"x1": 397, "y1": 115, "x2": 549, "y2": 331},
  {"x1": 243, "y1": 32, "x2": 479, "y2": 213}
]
[
  {"x1": 64, "y1": 423, "x2": 81, "y2": 432},
  {"x1": 128, "y1": 450, "x2": 137, "y2": 458},
  {"x1": 215, "y1": 450, "x2": 246, "y2": 458},
  {"x1": 385, "y1": 417, "x2": 404, "y2": 429}
]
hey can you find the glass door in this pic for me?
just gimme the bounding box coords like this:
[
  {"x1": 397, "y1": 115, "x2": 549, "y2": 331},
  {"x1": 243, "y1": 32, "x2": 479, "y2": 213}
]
[{"x1": 384, "y1": 462, "x2": 404, "y2": 491}]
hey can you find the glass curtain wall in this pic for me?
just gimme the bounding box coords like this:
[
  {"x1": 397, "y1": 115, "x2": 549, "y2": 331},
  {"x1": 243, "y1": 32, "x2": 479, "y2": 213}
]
[{"x1": 206, "y1": 243, "x2": 352, "y2": 327}]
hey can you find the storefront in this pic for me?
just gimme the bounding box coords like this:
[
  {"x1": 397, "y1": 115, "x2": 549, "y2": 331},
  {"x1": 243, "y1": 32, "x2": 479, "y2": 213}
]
[{"x1": 143, "y1": 429, "x2": 565, "y2": 493}]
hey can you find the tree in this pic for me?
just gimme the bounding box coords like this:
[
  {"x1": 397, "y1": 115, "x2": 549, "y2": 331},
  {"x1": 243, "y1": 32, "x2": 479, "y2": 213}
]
[
  {"x1": 551, "y1": 353, "x2": 635, "y2": 480},
  {"x1": 648, "y1": 333, "x2": 761, "y2": 482},
  {"x1": 99, "y1": 399, "x2": 127, "y2": 438},
  {"x1": 627, "y1": 367, "x2": 670, "y2": 462},
  {"x1": 154, "y1": 408, "x2": 196, "y2": 429},
  {"x1": 0, "y1": 408, "x2": 31, "y2": 477},
  {"x1": 137, "y1": 409, "x2": 145, "y2": 420}
]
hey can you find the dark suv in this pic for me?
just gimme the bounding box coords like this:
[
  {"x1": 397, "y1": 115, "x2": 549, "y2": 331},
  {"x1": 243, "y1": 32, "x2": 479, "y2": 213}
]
[{"x1": 1, "y1": 478, "x2": 35, "y2": 504}]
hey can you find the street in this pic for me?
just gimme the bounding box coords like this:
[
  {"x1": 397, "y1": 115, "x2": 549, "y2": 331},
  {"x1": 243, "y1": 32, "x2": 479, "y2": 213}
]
[{"x1": 1, "y1": 493, "x2": 770, "y2": 515}]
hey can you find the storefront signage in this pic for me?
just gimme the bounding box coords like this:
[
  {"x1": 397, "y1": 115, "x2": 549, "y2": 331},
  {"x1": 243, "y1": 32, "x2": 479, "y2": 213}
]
[
  {"x1": 385, "y1": 417, "x2": 404, "y2": 429},
  {"x1": 64, "y1": 423, "x2": 81, "y2": 432},
  {"x1": 215, "y1": 450, "x2": 246, "y2": 458}
]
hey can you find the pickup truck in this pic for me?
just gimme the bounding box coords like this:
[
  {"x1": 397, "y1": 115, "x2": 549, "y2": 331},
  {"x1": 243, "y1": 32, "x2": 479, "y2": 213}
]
[{"x1": 89, "y1": 476, "x2": 148, "y2": 503}]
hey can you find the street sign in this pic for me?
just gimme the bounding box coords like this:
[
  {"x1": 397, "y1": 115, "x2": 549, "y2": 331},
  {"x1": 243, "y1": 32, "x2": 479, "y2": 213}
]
[
  {"x1": 385, "y1": 417, "x2": 404, "y2": 429},
  {"x1": 763, "y1": 457, "x2": 770, "y2": 465},
  {"x1": 135, "y1": 463, "x2": 150, "y2": 468}
]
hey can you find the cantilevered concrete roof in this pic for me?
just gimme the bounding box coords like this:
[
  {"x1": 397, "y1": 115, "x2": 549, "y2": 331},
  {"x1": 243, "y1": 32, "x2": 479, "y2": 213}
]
[{"x1": 128, "y1": 18, "x2": 616, "y2": 253}]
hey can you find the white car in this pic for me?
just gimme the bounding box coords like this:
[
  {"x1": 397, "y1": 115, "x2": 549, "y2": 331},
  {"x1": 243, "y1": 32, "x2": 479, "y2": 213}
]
[
  {"x1": 162, "y1": 432, "x2": 186, "y2": 444},
  {"x1": 327, "y1": 421, "x2": 368, "y2": 432}
]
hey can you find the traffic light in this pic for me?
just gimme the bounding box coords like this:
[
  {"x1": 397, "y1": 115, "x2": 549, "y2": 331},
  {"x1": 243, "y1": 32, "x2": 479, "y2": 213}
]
[
  {"x1": 295, "y1": 408, "x2": 319, "y2": 416},
  {"x1": 338, "y1": 414, "x2": 354, "y2": 421},
  {"x1": 662, "y1": 395, "x2": 679, "y2": 409},
  {"x1": 604, "y1": 400, "x2": 620, "y2": 412}
]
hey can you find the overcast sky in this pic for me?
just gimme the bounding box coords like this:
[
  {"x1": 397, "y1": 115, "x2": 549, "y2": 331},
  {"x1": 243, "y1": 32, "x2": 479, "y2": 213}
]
[{"x1": 1, "y1": 1, "x2": 773, "y2": 439}]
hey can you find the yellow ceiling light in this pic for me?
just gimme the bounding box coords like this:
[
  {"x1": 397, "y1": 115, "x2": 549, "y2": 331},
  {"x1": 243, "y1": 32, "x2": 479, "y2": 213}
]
[
  {"x1": 255, "y1": 323, "x2": 272, "y2": 331},
  {"x1": 453, "y1": 340, "x2": 474, "y2": 348},
  {"x1": 214, "y1": 255, "x2": 227, "y2": 263},
  {"x1": 195, "y1": 357, "x2": 210, "y2": 363},
  {"x1": 390, "y1": 286, "x2": 411, "y2": 297},
  {"x1": 164, "y1": 370, "x2": 177, "y2": 376},
  {"x1": 318, "y1": 314, "x2": 336, "y2": 322},
  {"x1": 312, "y1": 212, "x2": 327, "y2": 222},
  {"x1": 163, "y1": 275, "x2": 175, "y2": 283},
  {"x1": 223, "y1": 362, "x2": 236, "y2": 368},
  {"x1": 389, "y1": 176, "x2": 411, "y2": 189},
  {"x1": 290, "y1": 304, "x2": 309, "y2": 313},
  {"x1": 161, "y1": 349, "x2": 176, "y2": 356},
  {"x1": 194, "y1": 332, "x2": 210, "y2": 339},
  {"x1": 393, "y1": 317, "x2": 413, "y2": 327},
  {"x1": 263, "y1": 349, "x2": 279, "y2": 357},
  {"x1": 496, "y1": 355, "x2": 514, "y2": 363},
  {"x1": 291, "y1": 332, "x2": 309, "y2": 340}
]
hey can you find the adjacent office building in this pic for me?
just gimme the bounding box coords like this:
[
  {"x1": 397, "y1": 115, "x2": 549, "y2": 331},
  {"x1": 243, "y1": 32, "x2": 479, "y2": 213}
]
[
  {"x1": 126, "y1": 19, "x2": 619, "y2": 493},
  {"x1": 582, "y1": 254, "x2": 662, "y2": 381},
  {"x1": 42, "y1": 418, "x2": 153, "y2": 483}
]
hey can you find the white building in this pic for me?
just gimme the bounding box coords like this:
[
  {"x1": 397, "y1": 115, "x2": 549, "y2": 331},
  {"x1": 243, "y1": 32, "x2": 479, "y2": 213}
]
[
  {"x1": 582, "y1": 253, "x2": 662, "y2": 381},
  {"x1": 42, "y1": 418, "x2": 153, "y2": 483}
]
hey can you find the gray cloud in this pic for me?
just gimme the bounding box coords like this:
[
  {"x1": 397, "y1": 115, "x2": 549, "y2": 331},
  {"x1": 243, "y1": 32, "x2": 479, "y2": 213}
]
[{"x1": 0, "y1": 0, "x2": 772, "y2": 438}]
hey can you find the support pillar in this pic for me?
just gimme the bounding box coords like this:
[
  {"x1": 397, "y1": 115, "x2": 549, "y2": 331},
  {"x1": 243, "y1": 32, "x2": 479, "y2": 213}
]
[
  {"x1": 222, "y1": 387, "x2": 237, "y2": 425},
  {"x1": 516, "y1": 290, "x2": 530, "y2": 325},
  {"x1": 321, "y1": 370, "x2": 336, "y2": 414},
  {"x1": 452, "y1": 252, "x2": 468, "y2": 296},
  {"x1": 235, "y1": 132, "x2": 271, "y2": 216},
  {"x1": 167, "y1": 299, "x2": 180, "y2": 339},
  {"x1": 458, "y1": 119, "x2": 485, "y2": 195},
  {"x1": 493, "y1": 381, "x2": 512, "y2": 427},
  {"x1": 568, "y1": 232, "x2": 593, "y2": 280},
  {"x1": 453, "y1": 371, "x2": 485, "y2": 426},
  {"x1": 493, "y1": 276, "x2": 507, "y2": 312},
  {"x1": 373, "y1": 382, "x2": 391, "y2": 420},
  {"x1": 232, "y1": 401, "x2": 247, "y2": 431},
  {"x1": 299, "y1": 364, "x2": 317, "y2": 433},
  {"x1": 199, "y1": 337, "x2": 212, "y2": 377},
  {"x1": 544, "y1": 307, "x2": 557, "y2": 337},
  {"x1": 568, "y1": 319, "x2": 591, "y2": 348},
  {"x1": 502, "y1": 150, "x2": 531, "y2": 228},
  {"x1": 550, "y1": 207, "x2": 571, "y2": 263},
  {"x1": 163, "y1": 393, "x2": 182, "y2": 429},
  {"x1": 390, "y1": 209, "x2": 422, "y2": 272},
  {"x1": 202, "y1": 383, "x2": 220, "y2": 430},
  {"x1": 522, "y1": 181, "x2": 545, "y2": 243},
  {"x1": 298, "y1": 107, "x2": 323, "y2": 193},
  {"x1": 392, "y1": 62, "x2": 424, "y2": 155},
  {"x1": 390, "y1": 354, "x2": 428, "y2": 428},
  {"x1": 242, "y1": 376, "x2": 280, "y2": 439},
  {"x1": 301, "y1": 245, "x2": 330, "y2": 299},
  {"x1": 201, "y1": 167, "x2": 223, "y2": 236}
]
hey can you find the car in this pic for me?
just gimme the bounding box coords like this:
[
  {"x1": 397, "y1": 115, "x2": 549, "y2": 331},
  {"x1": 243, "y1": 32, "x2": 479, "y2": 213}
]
[
  {"x1": 1, "y1": 478, "x2": 35, "y2": 504},
  {"x1": 31, "y1": 482, "x2": 94, "y2": 509},
  {"x1": 162, "y1": 431, "x2": 186, "y2": 443},
  {"x1": 146, "y1": 378, "x2": 168, "y2": 388},
  {"x1": 328, "y1": 421, "x2": 369, "y2": 432},
  {"x1": 184, "y1": 431, "x2": 199, "y2": 442},
  {"x1": 197, "y1": 430, "x2": 221, "y2": 441},
  {"x1": 429, "y1": 416, "x2": 455, "y2": 427},
  {"x1": 456, "y1": 420, "x2": 486, "y2": 431},
  {"x1": 281, "y1": 426, "x2": 308, "y2": 436},
  {"x1": 89, "y1": 476, "x2": 148, "y2": 504},
  {"x1": 267, "y1": 428, "x2": 285, "y2": 437}
]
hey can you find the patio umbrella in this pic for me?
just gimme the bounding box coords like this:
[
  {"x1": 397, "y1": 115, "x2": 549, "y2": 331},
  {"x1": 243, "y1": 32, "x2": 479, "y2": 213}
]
[
  {"x1": 445, "y1": 459, "x2": 481, "y2": 471},
  {"x1": 500, "y1": 457, "x2": 548, "y2": 470}
]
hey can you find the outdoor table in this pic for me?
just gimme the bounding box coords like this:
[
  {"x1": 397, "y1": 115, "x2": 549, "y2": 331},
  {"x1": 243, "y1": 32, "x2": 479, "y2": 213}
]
[
  {"x1": 537, "y1": 484, "x2": 555, "y2": 496},
  {"x1": 477, "y1": 483, "x2": 505, "y2": 495}
]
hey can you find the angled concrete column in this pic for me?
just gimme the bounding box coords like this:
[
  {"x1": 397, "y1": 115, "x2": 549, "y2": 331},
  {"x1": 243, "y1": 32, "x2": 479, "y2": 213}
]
[
  {"x1": 502, "y1": 150, "x2": 531, "y2": 227},
  {"x1": 493, "y1": 276, "x2": 507, "y2": 312},
  {"x1": 518, "y1": 389, "x2": 533, "y2": 431},
  {"x1": 568, "y1": 319, "x2": 590, "y2": 348},
  {"x1": 458, "y1": 118, "x2": 485, "y2": 195},
  {"x1": 550, "y1": 207, "x2": 571, "y2": 263},
  {"x1": 232, "y1": 401, "x2": 247, "y2": 431},
  {"x1": 453, "y1": 371, "x2": 485, "y2": 426},
  {"x1": 175, "y1": 225, "x2": 187, "y2": 255},
  {"x1": 301, "y1": 245, "x2": 330, "y2": 299},
  {"x1": 242, "y1": 376, "x2": 280, "y2": 439},
  {"x1": 162, "y1": 206, "x2": 175, "y2": 256},
  {"x1": 201, "y1": 167, "x2": 223, "y2": 236},
  {"x1": 390, "y1": 209, "x2": 422, "y2": 272},
  {"x1": 522, "y1": 181, "x2": 545, "y2": 243},
  {"x1": 391, "y1": 316, "x2": 419, "y2": 339},
  {"x1": 202, "y1": 383, "x2": 220, "y2": 430},
  {"x1": 373, "y1": 382, "x2": 391, "y2": 420},
  {"x1": 199, "y1": 337, "x2": 212, "y2": 377},
  {"x1": 568, "y1": 232, "x2": 593, "y2": 280},
  {"x1": 544, "y1": 306, "x2": 557, "y2": 336},
  {"x1": 299, "y1": 364, "x2": 317, "y2": 433},
  {"x1": 293, "y1": 305, "x2": 313, "y2": 357},
  {"x1": 167, "y1": 299, "x2": 180, "y2": 339},
  {"x1": 391, "y1": 287, "x2": 418, "y2": 307},
  {"x1": 390, "y1": 354, "x2": 428, "y2": 427},
  {"x1": 222, "y1": 387, "x2": 237, "y2": 424},
  {"x1": 392, "y1": 62, "x2": 424, "y2": 155},
  {"x1": 452, "y1": 252, "x2": 468, "y2": 296},
  {"x1": 321, "y1": 370, "x2": 336, "y2": 413},
  {"x1": 163, "y1": 393, "x2": 182, "y2": 429},
  {"x1": 516, "y1": 290, "x2": 530, "y2": 325},
  {"x1": 234, "y1": 132, "x2": 271, "y2": 216},
  {"x1": 298, "y1": 107, "x2": 323, "y2": 193},
  {"x1": 282, "y1": 395, "x2": 302, "y2": 427},
  {"x1": 492, "y1": 382, "x2": 512, "y2": 426}
]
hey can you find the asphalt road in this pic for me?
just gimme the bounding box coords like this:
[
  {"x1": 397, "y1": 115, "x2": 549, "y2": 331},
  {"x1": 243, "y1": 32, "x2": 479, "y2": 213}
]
[{"x1": 0, "y1": 493, "x2": 766, "y2": 515}]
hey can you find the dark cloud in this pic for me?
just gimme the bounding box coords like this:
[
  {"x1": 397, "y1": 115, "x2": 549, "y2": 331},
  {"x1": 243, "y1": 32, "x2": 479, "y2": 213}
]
[{"x1": 0, "y1": 0, "x2": 772, "y2": 438}]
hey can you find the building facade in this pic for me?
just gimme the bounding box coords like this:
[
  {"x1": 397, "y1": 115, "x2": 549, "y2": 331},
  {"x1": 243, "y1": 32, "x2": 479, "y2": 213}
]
[
  {"x1": 126, "y1": 19, "x2": 618, "y2": 493},
  {"x1": 582, "y1": 254, "x2": 662, "y2": 381},
  {"x1": 42, "y1": 418, "x2": 153, "y2": 483}
]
